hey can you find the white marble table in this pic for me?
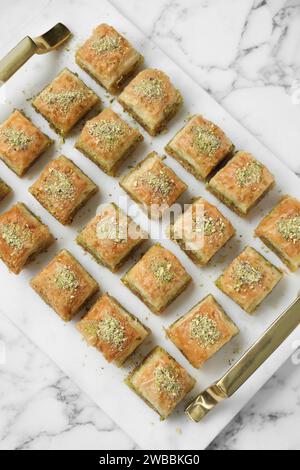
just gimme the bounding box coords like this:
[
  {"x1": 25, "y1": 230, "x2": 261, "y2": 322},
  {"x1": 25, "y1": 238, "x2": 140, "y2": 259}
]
[{"x1": 0, "y1": 0, "x2": 300, "y2": 450}]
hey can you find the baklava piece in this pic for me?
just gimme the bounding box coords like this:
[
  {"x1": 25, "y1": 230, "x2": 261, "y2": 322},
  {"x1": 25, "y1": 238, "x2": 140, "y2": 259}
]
[
  {"x1": 0, "y1": 110, "x2": 52, "y2": 177},
  {"x1": 75, "y1": 24, "x2": 143, "y2": 94},
  {"x1": 31, "y1": 249, "x2": 99, "y2": 322},
  {"x1": 0, "y1": 178, "x2": 11, "y2": 202},
  {"x1": 125, "y1": 346, "x2": 195, "y2": 420},
  {"x1": 120, "y1": 152, "x2": 187, "y2": 219},
  {"x1": 32, "y1": 68, "x2": 100, "y2": 136},
  {"x1": 118, "y1": 68, "x2": 183, "y2": 136},
  {"x1": 216, "y1": 246, "x2": 283, "y2": 314},
  {"x1": 167, "y1": 295, "x2": 239, "y2": 368},
  {"x1": 77, "y1": 293, "x2": 150, "y2": 366},
  {"x1": 29, "y1": 155, "x2": 98, "y2": 225},
  {"x1": 75, "y1": 108, "x2": 143, "y2": 176},
  {"x1": 168, "y1": 197, "x2": 235, "y2": 266},
  {"x1": 255, "y1": 196, "x2": 300, "y2": 271},
  {"x1": 77, "y1": 202, "x2": 147, "y2": 272},
  {"x1": 165, "y1": 115, "x2": 234, "y2": 180},
  {"x1": 122, "y1": 244, "x2": 191, "y2": 314},
  {"x1": 207, "y1": 152, "x2": 275, "y2": 216},
  {"x1": 0, "y1": 203, "x2": 54, "y2": 274}
]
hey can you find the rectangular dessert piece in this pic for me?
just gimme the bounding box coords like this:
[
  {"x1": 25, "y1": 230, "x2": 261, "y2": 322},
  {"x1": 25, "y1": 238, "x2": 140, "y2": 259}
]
[
  {"x1": 75, "y1": 24, "x2": 143, "y2": 94},
  {"x1": 120, "y1": 152, "x2": 187, "y2": 219},
  {"x1": 0, "y1": 203, "x2": 54, "y2": 274},
  {"x1": 32, "y1": 68, "x2": 100, "y2": 136},
  {"x1": 77, "y1": 202, "x2": 147, "y2": 272},
  {"x1": 118, "y1": 68, "x2": 183, "y2": 136},
  {"x1": 31, "y1": 249, "x2": 99, "y2": 322},
  {"x1": 0, "y1": 178, "x2": 11, "y2": 202},
  {"x1": 216, "y1": 246, "x2": 283, "y2": 314},
  {"x1": 125, "y1": 346, "x2": 195, "y2": 420},
  {"x1": 255, "y1": 196, "x2": 300, "y2": 271},
  {"x1": 168, "y1": 197, "x2": 235, "y2": 266},
  {"x1": 75, "y1": 108, "x2": 143, "y2": 176},
  {"x1": 207, "y1": 151, "x2": 275, "y2": 216},
  {"x1": 77, "y1": 293, "x2": 150, "y2": 366},
  {"x1": 122, "y1": 244, "x2": 191, "y2": 314},
  {"x1": 0, "y1": 110, "x2": 52, "y2": 177},
  {"x1": 167, "y1": 294, "x2": 239, "y2": 368},
  {"x1": 29, "y1": 155, "x2": 98, "y2": 225},
  {"x1": 165, "y1": 115, "x2": 234, "y2": 180}
]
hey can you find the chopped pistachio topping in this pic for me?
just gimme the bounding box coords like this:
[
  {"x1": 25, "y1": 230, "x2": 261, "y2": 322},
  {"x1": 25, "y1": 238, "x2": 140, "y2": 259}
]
[
  {"x1": 134, "y1": 77, "x2": 165, "y2": 100},
  {"x1": 277, "y1": 216, "x2": 300, "y2": 244},
  {"x1": 195, "y1": 213, "x2": 226, "y2": 237},
  {"x1": 97, "y1": 315, "x2": 126, "y2": 349},
  {"x1": 41, "y1": 90, "x2": 87, "y2": 113},
  {"x1": 54, "y1": 264, "x2": 80, "y2": 291},
  {"x1": 145, "y1": 171, "x2": 174, "y2": 198},
  {"x1": 154, "y1": 365, "x2": 182, "y2": 398},
  {"x1": 235, "y1": 161, "x2": 263, "y2": 187},
  {"x1": 87, "y1": 119, "x2": 125, "y2": 150},
  {"x1": 0, "y1": 222, "x2": 31, "y2": 250},
  {"x1": 96, "y1": 215, "x2": 127, "y2": 243},
  {"x1": 44, "y1": 168, "x2": 75, "y2": 199},
  {"x1": 233, "y1": 261, "x2": 263, "y2": 291},
  {"x1": 1, "y1": 128, "x2": 32, "y2": 151},
  {"x1": 190, "y1": 314, "x2": 221, "y2": 348},
  {"x1": 91, "y1": 35, "x2": 121, "y2": 54},
  {"x1": 151, "y1": 259, "x2": 174, "y2": 283},
  {"x1": 192, "y1": 126, "x2": 221, "y2": 156}
]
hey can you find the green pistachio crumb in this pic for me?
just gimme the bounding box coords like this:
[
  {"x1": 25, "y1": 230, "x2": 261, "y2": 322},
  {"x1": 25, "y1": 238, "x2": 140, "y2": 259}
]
[
  {"x1": 235, "y1": 161, "x2": 263, "y2": 187},
  {"x1": 190, "y1": 314, "x2": 221, "y2": 348},
  {"x1": 54, "y1": 264, "x2": 79, "y2": 291},
  {"x1": 233, "y1": 261, "x2": 263, "y2": 291},
  {"x1": 88, "y1": 119, "x2": 125, "y2": 150},
  {"x1": 151, "y1": 259, "x2": 174, "y2": 283},
  {"x1": 1, "y1": 128, "x2": 32, "y2": 151},
  {"x1": 277, "y1": 216, "x2": 300, "y2": 244},
  {"x1": 134, "y1": 77, "x2": 165, "y2": 100},
  {"x1": 0, "y1": 222, "x2": 31, "y2": 250},
  {"x1": 154, "y1": 365, "x2": 182, "y2": 398},
  {"x1": 192, "y1": 125, "x2": 220, "y2": 156},
  {"x1": 91, "y1": 35, "x2": 121, "y2": 54}
]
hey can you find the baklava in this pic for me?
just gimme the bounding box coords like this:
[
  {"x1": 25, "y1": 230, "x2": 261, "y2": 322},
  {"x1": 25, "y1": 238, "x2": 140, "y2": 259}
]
[
  {"x1": 76, "y1": 202, "x2": 147, "y2": 272},
  {"x1": 167, "y1": 294, "x2": 239, "y2": 368},
  {"x1": 207, "y1": 151, "x2": 275, "y2": 216},
  {"x1": 32, "y1": 68, "x2": 100, "y2": 136},
  {"x1": 31, "y1": 249, "x2": 99, "y2": 322},
  {"x1": 75, "y1": 108, "x2": 143, "y2": 176},
  {"x1": 75, "y1": 24, "x2": 143, "y2": 94},
  {"x1": 0, "y1": 203, "x2": 54, "y2": 274},
  {"x1": 120, "y1": 152, "x2": 187, "y2": 219},
  {"x1": 216, "y1": 246, "x2": 283, "y2": 314},
  {"x1": 0, "y1": 110, "x2": 52, "y2": 177},
  {"x1": 165, "y1": 115, "x2": 234, "y2": 180},
  {"x1": 118, "y1": 68, "x2": 183, "y2": 136},
  {"x1": 77, "y1": 293, "x2": 150, "y2": 366},
  {"x1": 255, "y1": 195, "x2": 300, "y2": 271},
  {"x1": 0, "y1": 178, "x2": 11, "y2": 202},
  {"x1": 122, "y1": 244, "x2": 192, "y2": 314},
  {"x1": 125, "y1": 346, "x2": 195, "y2": 420},
  {"x1": 29, "y1": 155, "x2": 98, "y2": 225},
  {"x1": 168, "y1": 197, "x2": 235, "y2": 266}
]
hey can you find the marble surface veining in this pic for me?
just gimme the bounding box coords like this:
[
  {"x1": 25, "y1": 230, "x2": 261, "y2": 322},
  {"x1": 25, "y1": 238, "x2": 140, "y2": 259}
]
[{"x1": 0, "y1": 0, "x2": 300, "y2": 450}]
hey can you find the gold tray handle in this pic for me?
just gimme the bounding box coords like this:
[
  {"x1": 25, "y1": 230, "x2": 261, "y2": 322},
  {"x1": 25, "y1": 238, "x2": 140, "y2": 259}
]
[{"x1": 0, "y1": 37, "x2": 38, "y2": 83}]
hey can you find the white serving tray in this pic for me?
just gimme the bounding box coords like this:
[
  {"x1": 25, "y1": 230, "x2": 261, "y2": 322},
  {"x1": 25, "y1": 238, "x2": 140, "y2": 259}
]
[{"x1": 0, "y1": 0, "x2": 299, "y2": 450}]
